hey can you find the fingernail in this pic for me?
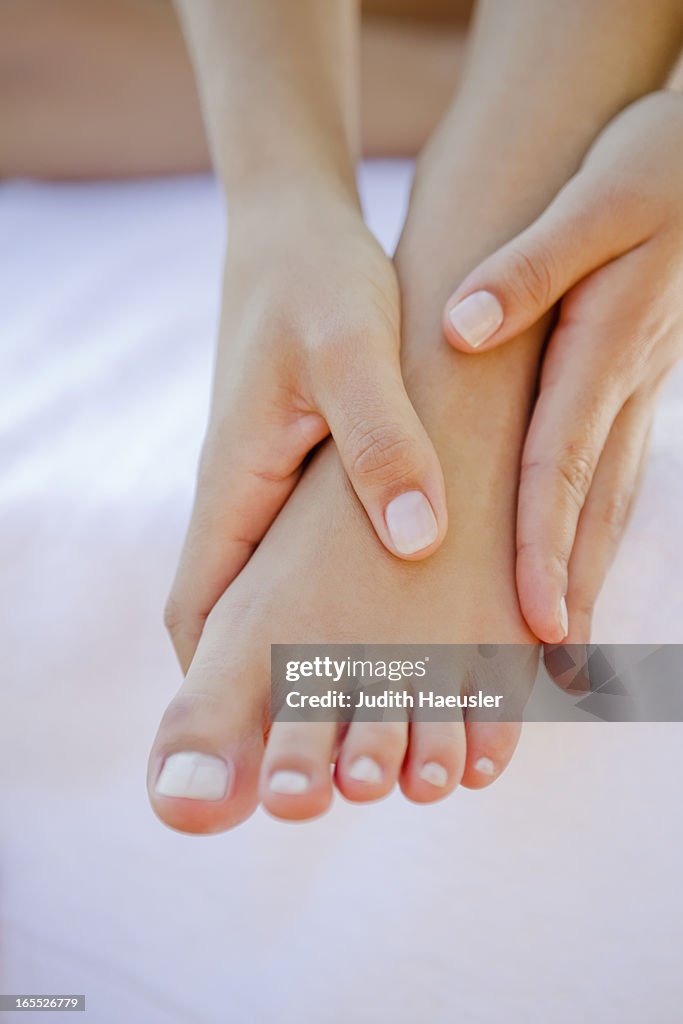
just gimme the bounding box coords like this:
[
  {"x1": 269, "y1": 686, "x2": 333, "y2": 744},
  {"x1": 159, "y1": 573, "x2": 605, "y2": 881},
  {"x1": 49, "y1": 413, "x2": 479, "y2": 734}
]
[
  {"x1": 269, "y1": 770, "x2": 310, "y2": 795},
  {"x1": 385, "y1": 491, "x2": 438, "y2": 555},
  {"x1": 419, "y1": 761, "x2": 449, "y2": 788},
  {"x1": 155, "y1": 751, "x2": 229, "y2": 801},
  {"x1": 559, "y1": 596, "x2": 569, "y2": 638},
  {"x1": 474, "y1": 756, "x2": 496, "y2": 776},
  {"x1": 447, "y1": 291, "x2": 503, "y2": 348},
  {"x1": 348, "y1": 756, "x2": 383, "y2": 784}
]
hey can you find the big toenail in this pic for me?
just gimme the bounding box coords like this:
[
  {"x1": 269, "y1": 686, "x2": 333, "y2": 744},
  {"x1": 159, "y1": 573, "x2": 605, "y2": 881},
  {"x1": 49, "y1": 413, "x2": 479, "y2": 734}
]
[
  {"x1": 474, "y1": 756, "x2": 496, "y2": 776},
  {"x1": 269, "y1": 770, "x2": 310, "y2": 795},
  {"x1": 348, "y1": 756, "x2": 383, "y2": 784},
  {"x1": 419, "y1": 761, "x2": 449, "y2": 788},
  {"x1": 155, "y1": 752, "x2": 229, "y2": 801}
]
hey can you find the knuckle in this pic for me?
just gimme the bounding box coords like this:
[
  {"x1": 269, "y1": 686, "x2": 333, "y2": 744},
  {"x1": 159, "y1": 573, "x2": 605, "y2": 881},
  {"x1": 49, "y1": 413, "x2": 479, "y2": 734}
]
[
  {"x1": 569, "y1": 595, "x2": 596, "y2": 626},
  {"x1": 553, "y1": 447, "x2": 596, "y2": 511},
  {"x1": 600, "y1": 490, "x2": 633, "y2": 542},
  {"x1": 517, "y1": 539, "x2": 568, "y2": 586},
  {"x1": 346, "y1": 419, "x2": 418, "y2": 487},
  {"x1": 503, "y1": 242, "x2": 555, "y2": 313},
  {"x1": 521, "y1": 445, "x2": 596, "y2": 513},
  {"x1": 305, "y1": 326, "x2": 348, "y2": 368},
  {"x1": 304, "y1": 307, "x2": 401, "y2": 392},
  {"x1": 598, "y1": 177, "x2": 651, "y2": 228},
  {"x1": 306, "y1": 320, "x2": 386, "y2": 375}
]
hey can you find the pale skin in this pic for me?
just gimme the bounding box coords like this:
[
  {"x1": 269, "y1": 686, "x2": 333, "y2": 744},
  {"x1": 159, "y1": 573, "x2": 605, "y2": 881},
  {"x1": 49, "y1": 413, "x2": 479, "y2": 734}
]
[
  {"x1": 165, "y1": 0, "x2": 452, "y2": 669},
  {"x1": 4, "y1": 1, "x2": 683, "y2": 828},
  {"x1": 443, "y1": 90, "x2": 683, "y2": 645},
  {"x1": 153, "y1": 0, "x2": 683, "y2": 831}
]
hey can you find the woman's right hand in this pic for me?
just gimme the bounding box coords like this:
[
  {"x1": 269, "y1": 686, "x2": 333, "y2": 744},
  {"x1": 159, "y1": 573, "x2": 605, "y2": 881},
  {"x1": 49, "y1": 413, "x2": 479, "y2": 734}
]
[{"x1": 164, "y1": 183, "x2": 448, "y2": 670}]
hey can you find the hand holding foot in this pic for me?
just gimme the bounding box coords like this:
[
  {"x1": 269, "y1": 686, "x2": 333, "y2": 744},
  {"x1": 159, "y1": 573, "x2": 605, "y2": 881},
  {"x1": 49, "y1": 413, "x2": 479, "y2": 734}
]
[
  {"x1": 167, "y1": 0, "x2": 449, "y2": 671},
  {"x1": 166, "y1": 187, "x2": 448, "y2": 670},
  {"x1": 443, "y1": 91, "x2": 683, "y2": 644},
  {"x1": 151, "y1": 0, "x2": 683, "y2": 834},
  {"x1": 148, "y1": 122, "x2": 559, "y2": 834}
]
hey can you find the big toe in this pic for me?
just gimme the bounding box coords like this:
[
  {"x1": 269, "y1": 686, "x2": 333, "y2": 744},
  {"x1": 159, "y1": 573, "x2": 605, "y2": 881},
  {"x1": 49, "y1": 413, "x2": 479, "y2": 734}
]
[{"x1": 148, "y1": 609, "x2": 267, "y2": 834}]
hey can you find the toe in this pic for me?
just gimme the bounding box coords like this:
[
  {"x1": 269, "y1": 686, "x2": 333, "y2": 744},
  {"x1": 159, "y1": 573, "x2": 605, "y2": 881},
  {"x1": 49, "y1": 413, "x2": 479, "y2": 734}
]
[
  {"x1": 459, "y1": 645, "x2": 535, "y2": 789},
  {"x1": 149, "y1": 686, "x2": 264, "y2": 834},
  {"x1": 461, "y1": 721, "x2": 522, "y2": 789},
  {"x1": 335, "y1": 720, "x2": 407, "y2": 802},
  {"x1": 400, "y1": 720, "x2": 466, "y2": 803},
  {"x1": 260, "y1": 721, "x2": 337, "y2": 821},
  {"x1": 148, "y1": 606, "x2": 267, "y2": 834}
]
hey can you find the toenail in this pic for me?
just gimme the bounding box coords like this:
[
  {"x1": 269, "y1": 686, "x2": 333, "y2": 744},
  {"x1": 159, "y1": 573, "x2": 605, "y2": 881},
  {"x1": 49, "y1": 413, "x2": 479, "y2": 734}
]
[
  {"x1": 269, "y1": 770, "x2": 310, "y2": 795},
  {"x1": 385, "y1": 491, "x2": 438, "y2": 555},
  {"x1": 474, "y1": 756, "x2": 496, "y2": 776},
  {"x1": 419, "y1": 761, "x2": 449, "y2": 788},
  {"x1": 155, "y1": 751, "x2": 229, "y2": 801},
  {"x1": 348, "y1": 756, "x2": 383, "y2": 784}
]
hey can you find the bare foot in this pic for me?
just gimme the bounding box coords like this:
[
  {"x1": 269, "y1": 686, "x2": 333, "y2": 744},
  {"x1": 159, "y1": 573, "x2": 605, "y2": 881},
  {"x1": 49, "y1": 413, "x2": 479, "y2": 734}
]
[{"x1": 147, "y1": 149, "x2": 547, "y2": 834}]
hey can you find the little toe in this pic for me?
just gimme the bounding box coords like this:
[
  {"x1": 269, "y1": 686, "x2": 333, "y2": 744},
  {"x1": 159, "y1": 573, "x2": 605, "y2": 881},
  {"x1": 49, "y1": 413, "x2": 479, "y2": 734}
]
[{"x1": 461, "y1": 721, "x2": 522, "y2": 789}]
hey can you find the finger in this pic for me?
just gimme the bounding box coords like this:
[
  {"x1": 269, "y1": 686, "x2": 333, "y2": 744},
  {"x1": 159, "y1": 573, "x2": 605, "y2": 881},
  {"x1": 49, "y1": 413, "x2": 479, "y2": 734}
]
[
  {"x1": 516, "y1": 327, "x2": 626, "y2": 644},
  {"x1": 559, "y1": 392, "x2": 654, "y2": 645},
  {"x1": 442, "y1": 171, "x2": 650, "y2": 353},
  {"x1": 317, "y1": 338, "x2": 448, "y2": 561},
  {"x1": 165, "y1": 401, "x2": 328, "y2": 672}
]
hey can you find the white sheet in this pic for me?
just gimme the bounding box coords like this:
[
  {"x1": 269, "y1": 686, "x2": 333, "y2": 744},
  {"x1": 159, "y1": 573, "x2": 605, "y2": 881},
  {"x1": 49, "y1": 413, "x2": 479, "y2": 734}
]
[{"x1": 2, "y1": 163, "x2": 683, "y2": 1024}]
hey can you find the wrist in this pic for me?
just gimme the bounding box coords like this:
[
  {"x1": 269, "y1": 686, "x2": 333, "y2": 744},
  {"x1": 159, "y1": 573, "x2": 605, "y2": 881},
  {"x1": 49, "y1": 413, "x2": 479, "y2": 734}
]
[
  {"x1": 214, "y1": 120, "x2": 359, "y2": 199},
  {"x1": 226, "y1": 170, "x2": 362, "y2": 249}
]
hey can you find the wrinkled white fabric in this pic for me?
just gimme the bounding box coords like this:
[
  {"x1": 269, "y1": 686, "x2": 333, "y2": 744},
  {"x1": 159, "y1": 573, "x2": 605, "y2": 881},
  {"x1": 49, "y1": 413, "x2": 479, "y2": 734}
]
[{"x1": 1, "y1": 163, "x2": 682, "y2": 1024}]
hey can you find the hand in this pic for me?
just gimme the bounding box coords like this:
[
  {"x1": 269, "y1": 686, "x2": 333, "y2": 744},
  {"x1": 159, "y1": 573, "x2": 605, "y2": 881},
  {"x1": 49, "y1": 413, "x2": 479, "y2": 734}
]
[
  {"x1": 165, "y1": 185, "x2": 447, "y2": 669},
  {"x1": 442, "y1": 91, "x2": 683, "y2": 644}
]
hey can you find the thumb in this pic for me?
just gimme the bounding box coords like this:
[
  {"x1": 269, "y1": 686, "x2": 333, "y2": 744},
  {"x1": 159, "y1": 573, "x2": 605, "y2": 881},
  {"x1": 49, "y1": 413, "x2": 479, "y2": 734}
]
[
  {"x1": 318, "y1": 342, "x2": 447, "y2": 560},
  {"x1": 442, "y1": 170, "x2": 643, "y2": 353}
]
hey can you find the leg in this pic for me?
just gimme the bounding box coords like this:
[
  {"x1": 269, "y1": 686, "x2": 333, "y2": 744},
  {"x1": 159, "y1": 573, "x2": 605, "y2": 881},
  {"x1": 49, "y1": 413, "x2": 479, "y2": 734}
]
[
  {"x1": 0, "y1": 0, "x2": 467, "y2": 178},
  {"x1": 0, "y1": 0, "x2": 208, "y2": 178},
  {"x1": 147, "y1": 0, "x2": 683, "y2": 832},
  {"x1": 360, "y1": 11, "x2": 467, "y2": 156}
]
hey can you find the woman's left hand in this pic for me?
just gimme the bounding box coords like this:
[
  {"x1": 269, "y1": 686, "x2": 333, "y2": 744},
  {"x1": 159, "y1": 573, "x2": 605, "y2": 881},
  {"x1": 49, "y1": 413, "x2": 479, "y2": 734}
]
[{"x1": 441, "y1": 91, "x2": 683, "y2": 644}]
